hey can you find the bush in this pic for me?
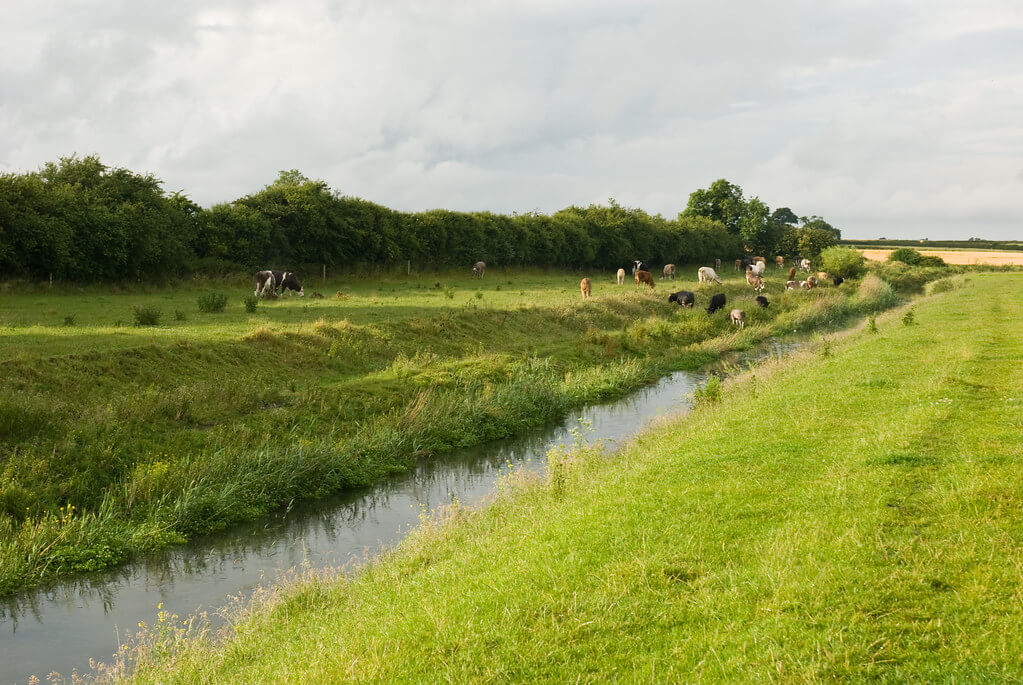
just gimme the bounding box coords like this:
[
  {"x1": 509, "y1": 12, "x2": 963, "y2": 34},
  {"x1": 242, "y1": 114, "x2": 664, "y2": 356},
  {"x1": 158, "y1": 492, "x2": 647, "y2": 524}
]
[
  {"x1": 197, "y1": 292, "x2": 229, "y2": 313},
  {"x1": 819, "y1": 246, "x2": 866, "y2": 278},
  {"x1": 888, "y1": 247, "x2": 922, "y2": 265},
  {"x1": 133, "y1": 306, "x2": 162, "y2": 326},
  {"x1": 174, "y1": 310, "x2": 187, "y2": 321},
  {"x1": 918, "y1": 255, "x2": 946, "y2": 267},
  {"x1": 243, "y1": 295, "x2": 258, "y2": 313},
  {"x1": 62, "y1": 315, "x2": 76, "y2": 327}
]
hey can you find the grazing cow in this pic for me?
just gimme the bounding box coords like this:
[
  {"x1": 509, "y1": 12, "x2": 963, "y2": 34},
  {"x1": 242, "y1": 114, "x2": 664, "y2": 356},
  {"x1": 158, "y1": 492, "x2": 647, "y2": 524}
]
[
  {"x1": 801, "y1": 276, "x2": 818, "y2": 290},
  {"x1": 787, "y1": 266, "x2": 797, "y2": 280},
  {"x1": 817, "y1": 271, "x2": 829, "y2": 282},
  {"x1": 729, "y1": 309, "x2": 746, "y2": 329},
  {"x1": 756, "y1": 295, "x2": 769, "y2": 308},
  {"x1": 706, "y1": 293, "x2": 726, "y2": 314},
  {"x1": 580, "y1": 278, "x2": 591, "y2": 299},
  {"x1": 635, "y1": 270, "x2": 655, "y2": 289},
  {"x1": 715, "y1": 258, "x2": 722, "y2": 270},
  {"x1": 616, "y1": 268, "x2": 626, "y2": 285},
  {"x1": 745, "y1": 271, "x2": 765, "y2": 292},
  {"x1": 754, "y1": 256, "x2": 766, "y2": 267},
  {"x1": 254, "y1": 270, "x2": 275, "y2": 298},
  {"x1": 733, "y1": 259, "x2": 743, "y2": 272},
  {"x1": 632, "y1": 260, "x2": 649, "y2": 276},
  {"x1": 776, "y1": 255, "x2": 784, "y2": 269},
  {"x1": 697, "y1": 266, "x2": 722, "y2": 284},
  {"x1": 749, "y1": 261, "x2": 766, "y2": 276},
  {"x1": 271, "y1": 270, "x2": 304, "y2": 296},
  {"x1": 663, "y1": 263, "x2": 676, "y2": 280},
  {"x1": 472, "y1": 261, "x2": 486, "y2": 279},
  {"x1": 786, "y1": 280, "x2": 800, "y2": 290},
  {"x1": 800, "y1": 258, "x2": 811, "y2": 272},
  {"x1": 832, "y1": 275, "x2": 845, "y2": 286},
  {"x1": 668, "y1": 290, "x2": 695, "y2": 308}
]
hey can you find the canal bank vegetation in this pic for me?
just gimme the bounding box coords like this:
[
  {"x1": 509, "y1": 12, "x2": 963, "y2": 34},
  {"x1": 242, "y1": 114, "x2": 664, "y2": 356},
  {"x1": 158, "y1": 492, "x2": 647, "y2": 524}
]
[
  {"x1": 115, "y1": 273, "x2": 1023, "y2": 682},
  {"x1": 0, "y1": 267, "x2": 938, "y2": 595}
]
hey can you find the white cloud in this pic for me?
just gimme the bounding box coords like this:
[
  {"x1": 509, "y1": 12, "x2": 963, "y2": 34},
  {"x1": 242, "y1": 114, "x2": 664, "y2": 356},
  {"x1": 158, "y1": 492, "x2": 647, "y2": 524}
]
[{"x1": 0, "y1": 0, "x2": 1020, "y2": 239}]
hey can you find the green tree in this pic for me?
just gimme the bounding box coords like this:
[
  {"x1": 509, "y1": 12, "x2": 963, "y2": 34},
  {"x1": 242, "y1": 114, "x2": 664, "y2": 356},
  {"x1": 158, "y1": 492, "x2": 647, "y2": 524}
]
[{"x1": 682, "y1": 179, "x2": 747, "y2": 234}]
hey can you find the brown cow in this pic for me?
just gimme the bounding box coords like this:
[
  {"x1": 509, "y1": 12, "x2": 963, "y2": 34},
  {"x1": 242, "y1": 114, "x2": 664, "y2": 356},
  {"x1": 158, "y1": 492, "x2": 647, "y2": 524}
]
[
  {"x1": 734, "y1": 259, "x2": 743, "y2": 272},
  {"x1": 745, "y1": 271, "x2": 765, "y2": 292},
  {"x1": 635, "y1": 270, "x2": 655, "y2": 289},
  {"x1": 663, "y1": 263, "x2": 676, "y2": 280},
  {"x1": 580, "y1": 278, "x2": 591, "y2": 299},
  {"x1": 786, "y1": 280, "x2": 800, "y2": 290},
  {"x1": 776, "y1": 255, "x2": 784, "y2": 269},
  {"x1": 787, "y1": 266, "x2": 796, "y2": 280}
]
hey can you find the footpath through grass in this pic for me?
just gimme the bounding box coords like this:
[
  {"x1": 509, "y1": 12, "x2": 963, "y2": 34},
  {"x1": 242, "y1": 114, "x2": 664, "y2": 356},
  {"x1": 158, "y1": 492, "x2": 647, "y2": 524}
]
[{"x1": 121, "y1": 273, "x2": 1023, "y2": 682}]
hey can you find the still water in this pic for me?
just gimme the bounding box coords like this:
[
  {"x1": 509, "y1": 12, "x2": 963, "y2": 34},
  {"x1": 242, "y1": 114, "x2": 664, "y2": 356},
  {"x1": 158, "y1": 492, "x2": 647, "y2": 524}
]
[{"x1": 0, "y1": 341, "x2": 796, "y2": 683}]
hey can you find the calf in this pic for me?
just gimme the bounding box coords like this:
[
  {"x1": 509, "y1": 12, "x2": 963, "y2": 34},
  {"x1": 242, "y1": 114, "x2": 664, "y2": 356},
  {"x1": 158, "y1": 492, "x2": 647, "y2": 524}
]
[
  {"x1": 472, "y1": 261, "x2": 486, "y2": 279},
  {"x1": 632, "y1": 260, "x2": 649, "y2": 276},
  {"x1": 800, "y1": 258, "x2": 811, "y2": 272},
  {"x1": 756, "y1": 295, "x2": 769, "y2": 308},
  {"x1": 663, "y1": 263, "x2": 676, "y2": 280},
  {"x1": 580, "y1": 278, "x2": 591, "y2": 299},
  {"x1": 697, "y1": 266, "x2": 722, "y2": 284},
  {"x1": 706, "y1": 293, "x2": 726, "y2": 314},
  {"x1": 668, "y1": 290, "x2": 695, "y2": 308},
  {"x1": 635, "y1": 270, "x2": 655, "y2": 289},
  {"x1": 817, "y1": 271, "x2": 829, "y2": 282},
  {"x1": 729, "y1": 309, "x2": 746, "y2": 329},
  {"x1": 745, "y1": 271, "x2": 765, "y2": 292},
  {"x1": 832, "y1": 275, "x2": 845, "y2": 286},
  {"x1": 775, "y1": 255, "x2": 784, "y2": 269},
  {"x1": 616, "y1": 268, "x2": 626, "y2": 285}
]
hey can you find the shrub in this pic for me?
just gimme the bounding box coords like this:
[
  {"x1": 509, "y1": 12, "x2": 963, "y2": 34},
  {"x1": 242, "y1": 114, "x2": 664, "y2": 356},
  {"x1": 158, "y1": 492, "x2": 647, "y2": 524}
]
[
  {"x1": 902, "y1": 308, "x2": 916, "y2": 326},
  {"x1": 174, "y1": 310, "x2": 187, "y2": 321},
  {"x1": 133, "y1": 306, "x2": 162, "y2": 326},
  {"x1": 888, "y1": 247, "x2": 922, "y2": 265},
  {"x1": 819, "y1": 246, "x2": 866, "y2": 278},
  {"x1": 691, "y1": 375, "x2": 722, "y2": 404},
  {"x1": 243, "y1": 295, "x2": 258, "y2": 313},
  {"x1": 926, "y1": 277, "x2": 958, "y2": 295},
  {"x1": 918, "y1": 255, "x2": 946, "y2": 267},
  {"x1": 197, "y1": 292, "x2": 229, "y2": 313},
  {"x1": 62, "y1": 315, "x2": 76, "y2": 327}
]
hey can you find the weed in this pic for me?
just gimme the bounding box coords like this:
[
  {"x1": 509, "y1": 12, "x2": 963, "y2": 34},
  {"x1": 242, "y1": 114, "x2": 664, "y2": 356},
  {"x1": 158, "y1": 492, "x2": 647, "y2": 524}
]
[
  {"x1": 691, "y1": 375, "x2": 722, "y2": 404},
  {"x1": 243, "y1": 295, "x2": 258, "y2": 313},
  {"x1": 867, "y1": 316, "x2": 878, "y2": 334},
  {"x1": 902, "y1": 308, "x2": 916, "y2": 326},
  {"x1": 475, "y1": 291, "x2": 484, "y2": 300},
  {"x1": 62, "y1": 315, "x2": 76, "y2": 327},
  {"x1": 133, "y1": 306, "x2": 162, "y2": 327},
  {"x1": 445, "y1": 288, "x2": 455, "y2": 299},
  {"x1": 175, "y1": 310, "x2": 187, "y2": 321},
  {"x1": 197, "y1": 292, "x2": 228, "y2": 313}
]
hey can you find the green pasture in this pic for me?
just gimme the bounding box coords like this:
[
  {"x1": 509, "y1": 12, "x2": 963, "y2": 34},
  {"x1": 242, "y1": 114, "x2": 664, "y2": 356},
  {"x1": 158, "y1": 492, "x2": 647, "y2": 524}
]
[
  {"x1": 1, "y1": 265, "x2": 904, "y2": 594},
  {"x1": 121, "y1": 273, "x2": 1023, "y2": 682}
]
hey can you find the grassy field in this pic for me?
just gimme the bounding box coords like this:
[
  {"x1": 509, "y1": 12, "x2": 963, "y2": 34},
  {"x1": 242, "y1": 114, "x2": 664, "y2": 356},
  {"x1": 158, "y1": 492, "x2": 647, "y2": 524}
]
[
  {"x1": 115, "y1": 272, "x2": 1023, "y2": 682},
  {"x1": 858, "y1": 248, "x2": 1023, "y2": 266},
  {"x1": 1, "y1": 266, "x2": 908, "y2": 594}
]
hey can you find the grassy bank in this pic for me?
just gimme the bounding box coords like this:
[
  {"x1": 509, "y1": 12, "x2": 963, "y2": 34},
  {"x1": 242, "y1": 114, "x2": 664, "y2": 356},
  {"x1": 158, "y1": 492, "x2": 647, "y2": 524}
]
[
  {"x1": 113, "y1": 273, "x2": 1023, "y2": 682},
  {"x1": 2, "y1": 268, "x2": 909, "y2": 594}
]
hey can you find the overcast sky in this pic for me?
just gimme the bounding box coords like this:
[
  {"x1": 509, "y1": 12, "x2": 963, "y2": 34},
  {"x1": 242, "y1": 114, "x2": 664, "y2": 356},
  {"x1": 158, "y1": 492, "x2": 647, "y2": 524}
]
[{"x1": 2, "y1": 1, "x2": 1021, "y2": 239}]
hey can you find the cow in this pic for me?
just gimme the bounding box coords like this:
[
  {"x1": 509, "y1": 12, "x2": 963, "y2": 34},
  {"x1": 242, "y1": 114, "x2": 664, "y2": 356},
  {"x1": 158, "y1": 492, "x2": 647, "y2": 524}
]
[
  {"x1": 756, "y1": 295, "x2": 769, "y2": 308},
  {"x1": 715, "y1": 258, "x2": 722, "y2": 270},
  {"x1": 817, "y1": 271, "x2": 829, "y2": 282},
  {"x1": 254, "y1": 270, "x2": 276, "y2": 298},
  {"x1": 801, "y1": 276, "x2": 818, "y2": 290},
  {"x1": 800, "y1": 258, "x2": 811, "y2": 272},
  {"x1": 472, "y1": 261, "x2": 486, "y2": 279},
  {"x1": 787, "y1": 266, "x2": 797, "y2": 280},
  {"x1": 580, "y1": 278, "x2": 591, "y2": 299},
  {"x1": 832, "y1": 275, "x2": 845, "y2": 286},
  {"x1": 668, "y1": 290, "x2": 695, "y2": 308},
  {"x1": 271, "y1": 271, "x2": 304, "y2": 296},
  {"x1": 663, "y1": 264, "x2": 676, "y2": 280},
  {"x1": 754, "y1": 256, "x2": 766, "y2": 267},
  {"x1": 745, "y1": 271, "x2": 765, "y2": 292},
  {"x1": 616, "y1": 268, "x2": 626, "y2": 285},
  {"x1": 729, "y1": 309, "x2": 746, "y2": 329},
  {"x1": 748, "y1": 261, "x2": 766, "y2": 276},
  {"x1": 775, "y1": 255, "x2": 785, "y2": 269},
  {"x1": 635, "y1": 270, "x2": 655, "y2": 289},
  {"x1": 785, "y1": 280, "x2": 800, "y2": 290},
  {"x1": 733, "y1": 259, "x2": 743, "y2": 272},
  {"x1": 632, "y1": 260, "x2": 649, "y2": 276},
  {"x1": 706, "y1": 293, "x2": 726, "y2": 314},
  {"x1": 697, "y1": 266, "x2": 722, "y2": 285}
]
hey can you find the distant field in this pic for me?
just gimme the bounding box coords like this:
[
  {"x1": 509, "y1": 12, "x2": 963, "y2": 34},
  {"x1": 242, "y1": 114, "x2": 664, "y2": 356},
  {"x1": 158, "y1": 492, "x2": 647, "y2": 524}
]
[{"x1": 858, "y1": 248, "x2": 1023, "y2": 266}]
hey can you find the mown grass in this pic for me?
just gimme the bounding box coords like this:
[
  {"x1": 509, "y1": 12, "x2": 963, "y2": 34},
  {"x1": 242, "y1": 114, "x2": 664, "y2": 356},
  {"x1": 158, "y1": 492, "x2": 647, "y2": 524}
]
[
  {"x1": 114, "y1": 273, "x2": 1023, "y2": 682},
  {"x1": 1, "y1": 267, "x2": 911, "y2": 594}
]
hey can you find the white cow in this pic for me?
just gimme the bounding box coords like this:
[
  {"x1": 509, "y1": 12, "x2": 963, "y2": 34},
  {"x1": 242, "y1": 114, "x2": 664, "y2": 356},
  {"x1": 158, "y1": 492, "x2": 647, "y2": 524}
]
[
  {"x1": 697, "y1": 266, "x2": 722, "y2": 284},
  {"x1": 800, "y1": 258, "x2": 811, "y2": 272},
  {"x1": 616, "y1": 268, "x2": 626, "y2": 285}
]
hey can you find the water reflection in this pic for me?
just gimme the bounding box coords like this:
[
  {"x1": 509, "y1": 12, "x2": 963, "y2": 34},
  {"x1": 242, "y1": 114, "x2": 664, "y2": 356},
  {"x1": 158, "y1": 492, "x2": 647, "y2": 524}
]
[{"x1": 0, "y1": 340, "x2": 796, "y2": 684}]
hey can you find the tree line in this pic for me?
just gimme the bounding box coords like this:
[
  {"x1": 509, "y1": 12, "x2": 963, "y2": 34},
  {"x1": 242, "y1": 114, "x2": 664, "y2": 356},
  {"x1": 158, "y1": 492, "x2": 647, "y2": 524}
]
[{"x1": 0, "y1": 156, "x2": 840, "y2": 282}]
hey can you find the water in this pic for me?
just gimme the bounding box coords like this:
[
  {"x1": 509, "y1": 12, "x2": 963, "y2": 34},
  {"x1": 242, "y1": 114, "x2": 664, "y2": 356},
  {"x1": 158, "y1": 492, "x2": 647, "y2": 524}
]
[{"x1": 0, "y1": 341, "x2": 797, "y2": 683}]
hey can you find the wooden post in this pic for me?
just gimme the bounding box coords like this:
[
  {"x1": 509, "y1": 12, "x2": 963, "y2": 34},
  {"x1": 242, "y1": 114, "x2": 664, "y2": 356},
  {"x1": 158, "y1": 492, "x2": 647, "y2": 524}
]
[
  {"x1": 407, "y1": 260, "x2": 410, "y2": 276},
  {"x1": 49, "y1": 273, "x2": 53, "y2": 288},
  {"x1": 322, "y1": 264, "x2": 326, "y2": 282}
]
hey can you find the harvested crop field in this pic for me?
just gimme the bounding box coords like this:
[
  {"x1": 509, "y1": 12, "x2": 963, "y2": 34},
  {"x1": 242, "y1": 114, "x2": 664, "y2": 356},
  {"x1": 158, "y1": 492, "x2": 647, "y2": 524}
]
[{"x1": 859, "y1": 248, "x2": 1023, "y2": 265}]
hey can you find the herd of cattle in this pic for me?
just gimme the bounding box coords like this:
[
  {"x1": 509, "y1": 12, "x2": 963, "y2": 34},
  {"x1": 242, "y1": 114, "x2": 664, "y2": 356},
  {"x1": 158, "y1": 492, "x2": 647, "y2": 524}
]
[{"x1": 253, "y1": 256, "x2": 845, "y2": 331}]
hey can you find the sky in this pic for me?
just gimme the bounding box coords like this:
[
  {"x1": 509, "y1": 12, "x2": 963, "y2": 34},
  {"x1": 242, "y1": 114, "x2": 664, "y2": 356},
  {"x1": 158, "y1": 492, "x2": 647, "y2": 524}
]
[{"x1": 1, "y1": 0, "x2": 1021, "y2": 240}]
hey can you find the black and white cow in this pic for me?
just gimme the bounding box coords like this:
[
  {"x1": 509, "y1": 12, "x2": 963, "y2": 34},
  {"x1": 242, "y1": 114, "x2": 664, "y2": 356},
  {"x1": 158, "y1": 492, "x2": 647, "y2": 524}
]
[
  {"x1": 272, "y1": 271, "x2": 304, "y2": 296},
  {"x1": 632, "y1": 260, "x2": 649, "y2": 276},
  {"x1": 668, "y1": 290, "x2": 696, "y2": 308},
  {"x1": 254, "y1": 270, "x2": 276, "y2": 298}
]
